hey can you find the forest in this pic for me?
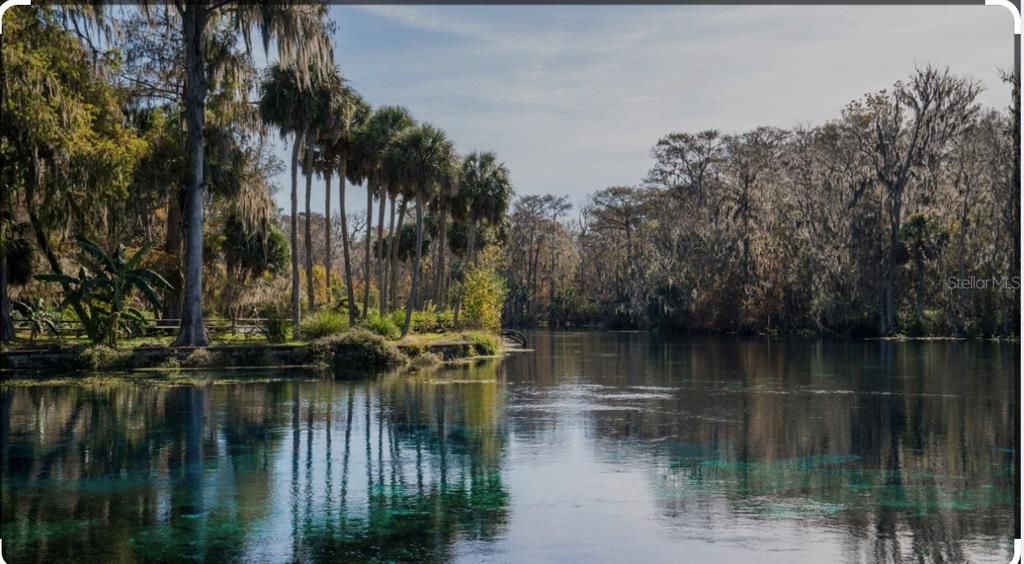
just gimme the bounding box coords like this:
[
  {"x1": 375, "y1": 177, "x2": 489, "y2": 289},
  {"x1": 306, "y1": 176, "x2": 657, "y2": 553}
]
[
  {"x1": 502, "y1": 69, "x2": 1021, "y2": 337},
  {"x1": 0, "y1": 4, "x2": 1020, "y2": 349}
]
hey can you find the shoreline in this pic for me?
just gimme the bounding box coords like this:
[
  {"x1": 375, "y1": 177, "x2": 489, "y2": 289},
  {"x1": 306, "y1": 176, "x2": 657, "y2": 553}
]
[{"x1": 0, "y1": 332, "x2": 504, "y2": 376}]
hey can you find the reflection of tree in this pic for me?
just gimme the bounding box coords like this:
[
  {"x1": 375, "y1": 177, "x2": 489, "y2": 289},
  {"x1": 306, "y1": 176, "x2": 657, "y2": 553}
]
[
  {"x1": 1, "y1": 362, "x2": 512, "y2": 561},
  {"x1": 509, "y1": 332, "x2": 1017, "y2": 563},
  {"x1": 1, "y1": 379, "x2": 290, "y2": 562},
  {"x1": 300, "y1": 361, "x2": 509, "y2": 562}
]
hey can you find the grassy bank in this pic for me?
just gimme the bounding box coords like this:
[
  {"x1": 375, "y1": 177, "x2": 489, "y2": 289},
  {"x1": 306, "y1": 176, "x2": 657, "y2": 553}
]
[{"x1": 0, "y1": 330, "x2": 502, "y2": 375}]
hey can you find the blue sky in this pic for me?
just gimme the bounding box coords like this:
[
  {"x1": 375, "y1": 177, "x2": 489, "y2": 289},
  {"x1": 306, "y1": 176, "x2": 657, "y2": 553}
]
[{"x1": 269, "y1": 5, "x2": 1014, "y2": 216}]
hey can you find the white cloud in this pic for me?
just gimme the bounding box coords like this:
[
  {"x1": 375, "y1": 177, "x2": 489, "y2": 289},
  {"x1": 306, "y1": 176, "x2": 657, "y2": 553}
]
[{"x1": 274, "y1": 5, "x2": 1014, "y2": 214}]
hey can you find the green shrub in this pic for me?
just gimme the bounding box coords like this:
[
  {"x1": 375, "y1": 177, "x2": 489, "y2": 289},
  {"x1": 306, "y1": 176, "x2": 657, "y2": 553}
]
[
  {"x1": 465, "y1": 332, "x2": 500, "y2": 356},
  {"x1": 411, "y1": 302, "x2": 455, "y2": 333},
  {"x1": 182, "y1": 348, "x2": 218, "y2": 368},
  {"x1": 461, "y1": 264, "x2": 507, "y2": 331},
  {"x1": 410, "y1": 351, "x2": 442, "y2": 370},
  {"x1": 260, "y1": 315, "x2": 290, "y2": 343},
  {"x1": 310, "y1": 329, "x2": 407, "y2": 369},
  {"x1": 388, "y1": 310, "x2": 406, "y2": 331},
  {"x1": 360, "y1": 314, "x2": 400, "y2": 340},
  {"x1": 300, "y1": 310, "x2": 348, "y2": 340},
  {"x1": 78, "y1": 346, "x2": 133, "y2": 370}
]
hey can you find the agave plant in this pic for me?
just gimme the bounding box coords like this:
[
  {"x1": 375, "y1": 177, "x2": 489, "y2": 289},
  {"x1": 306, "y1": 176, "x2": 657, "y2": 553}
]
[
  {"x1": 36, "y1": 236, "x2": 172, "y2": 346},
  {"x1": 10, "y1": 298, "x2": 59, "y2": 342}
]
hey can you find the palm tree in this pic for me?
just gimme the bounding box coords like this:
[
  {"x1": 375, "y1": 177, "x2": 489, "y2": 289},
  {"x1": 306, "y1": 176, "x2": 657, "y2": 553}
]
[
  {"x1": 171, "y1": 2, "x2": 332, "y2": 346},
  {"x1": 429, "y1": 160, "x2": 462, "y2": 309},
  {"x1": 300, "y1": 67, "x2": 345, "y2": 313},
  {"x1": 334, "y1": 95, "x2": 372, "y2": 324},
  {"x1": 260, "y1": 64, "x2": 329, "y2": 338},
  {"x1": 459, "y1": 151, "x2": 513, "y2": 266},
  {"x1": 350, "y1": 106, "x2": 414, "y2": 318},
  {"x1": 385, "y1": 124, "x2": 459, "y2": 337}
]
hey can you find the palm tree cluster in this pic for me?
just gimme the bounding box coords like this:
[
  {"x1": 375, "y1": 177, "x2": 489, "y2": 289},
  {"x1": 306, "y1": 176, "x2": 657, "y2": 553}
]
[
  {"x1": 0, "y1": 4, "x2": 514, "y2": 345},
  {"x1": 258, "y1": 63, "x2": 514, "y2": 338}
]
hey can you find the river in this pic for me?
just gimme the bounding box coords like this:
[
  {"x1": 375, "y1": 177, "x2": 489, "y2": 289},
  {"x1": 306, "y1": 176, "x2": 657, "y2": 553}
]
[{"x1": 0, "y1": 331, "x2": 1018, "y2": 562}]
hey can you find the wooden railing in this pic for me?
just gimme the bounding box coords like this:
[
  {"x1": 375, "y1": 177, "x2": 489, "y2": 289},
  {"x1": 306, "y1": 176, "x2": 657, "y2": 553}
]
[{"x1": 12, "y1": 317, "x2": 289, "y2": 339}]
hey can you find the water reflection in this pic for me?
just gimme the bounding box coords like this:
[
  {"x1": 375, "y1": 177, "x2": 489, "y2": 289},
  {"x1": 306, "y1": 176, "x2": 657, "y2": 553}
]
[{"x1": 0, "y1": 333, "x2": 1018, "y2": 563}]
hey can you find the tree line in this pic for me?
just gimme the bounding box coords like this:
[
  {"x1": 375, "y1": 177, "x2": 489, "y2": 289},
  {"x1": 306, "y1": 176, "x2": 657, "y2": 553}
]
[
  {"x1": 0, "y1": 4, "x2": 514, "y2": 345},
  {"x1": 501, "y1": 67, "x2": 1020, "y2": 337}
]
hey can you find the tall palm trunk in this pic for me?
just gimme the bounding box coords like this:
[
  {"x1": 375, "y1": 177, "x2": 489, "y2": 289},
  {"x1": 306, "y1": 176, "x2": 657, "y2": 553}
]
[
  {"x1": 433, "y1": 203, "x2": 448, "y2": 307},
  {"x1": 362, "y1": 178, "x2": 374, "y2": 318},
  {"x1": 467, "y1": 219, "x2": 478, "y2": 266},
  {"x1": 339, "y1": 161, "x2": 356, "y2": 325},
  {"x1": 304, "y1": 144, "x2": 315, "y2": 311},
  {"x1": 402, "y1": 191, "x2": 425, "y2": 337},
  {"x1": 288, "y1": 133, "x2": 302, "y2": 338},
  {"x1": 376, "y1": 190, "x2": 387, "y2": 316},
  {"x1": 324, "y1": 170, "x2": 332, "y2": 299},
  {"x1": 174, "y1": 4, "x2": 210, "y2": 347},
  {"x1": 389, "y1": 198, "x2": 407, "y2": 311},
  {"x1": 0, "y1": 33, "x2": 10, "y2": 342},
  {"x1": 384, "y1": 194, "x2": 397, "y2": 311}
]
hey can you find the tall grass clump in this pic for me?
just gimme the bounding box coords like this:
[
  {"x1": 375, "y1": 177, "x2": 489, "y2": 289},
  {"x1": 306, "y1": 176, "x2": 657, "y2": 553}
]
[
  {"x1": 359, "y1": 314, "x2": 400, "y2": 340},
  {"x1": 78, "y1": 345, "x2": 133, "y2": 370},
  {"x1": 259, "y1": 306, "x2": 291, "y2": 343},
  {"x1": 465, "y1": 331, "x2": 500, "y2": 356},
  {"x1": 300, "y1": 310, "x2": 348, "y2": 340},
  {"x1": 310, "y1": 329, "x2": 407, "y2": 369}
]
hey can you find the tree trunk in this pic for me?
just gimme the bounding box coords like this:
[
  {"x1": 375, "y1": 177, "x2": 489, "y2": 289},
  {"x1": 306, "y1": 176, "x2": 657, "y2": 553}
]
[
  {"x1": 162, "y1": 186, "x2": 184, "y2": 318},
  {"x1": 304, "y1": 144, "x2": 315, "y2": 311},
  {"x1": 384, "y1": 193, "x2": 397, "y2": 311},
  {"x1": 435, "y1": 204, "x2": 448, "y2": 308},
  {"x1": 389, "y1": 198, "x2": 407, "y2": 311},
  {"x1": 289, "y1": 133, "x2": 302, "y2": 338},
  {"x1": 362, "y1": 178, "x2": 373, "y2": 318},
  {"x1": 467, "y1": 220, "x2": 478, "y2": 266},
  {"x1": 376, "y1": 190, "x2": 387, "y2": 316},
  {"x1": 173, "y1": 4, "x2": 209, "y2": 347},
  {"x1": 0, "y1": 34, "x2": 12, "y2": 342},
  {"x1": 339, "y1": 161, "x2": 356, "y2": 324},
  {"x1": 324, "y1": 170, "x2": 332, "y2": 301},
  {"x1": 402, "y1": 192, "x2": 425, "y2": 337},
  {"x1": 882, "y1": 189, "x2": 902, "y2": 335}
]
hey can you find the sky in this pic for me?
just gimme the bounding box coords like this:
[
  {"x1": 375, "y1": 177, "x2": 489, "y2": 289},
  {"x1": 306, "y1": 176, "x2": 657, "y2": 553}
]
[{"x1": 269, "y1": 5, "x2": 1015, "y2": 217}]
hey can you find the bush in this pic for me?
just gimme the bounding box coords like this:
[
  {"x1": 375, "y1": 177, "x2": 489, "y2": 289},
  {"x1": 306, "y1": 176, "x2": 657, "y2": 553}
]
[
  {"x1": 78, "y1": 346, "x2": 133, "y2": 370},
  {"x1": 260, "y1": 314, "x2": 290, "y2": 343},
  {"x1": 310, "y1": 329, "x2": 407, "y2": 369},
  {"x1": 182, "y1": 348, "x2": 218, "y2": 368},
  {"x1": 300, "y1": 310, "x2": 348, "y2": 340},
  {"x1": 465, "y1": 332, "x2": 500, "y2": 356},
  {"x1": 411, "y1": 302, "x2": 455, "y2": 333},
  {"x1": 410, "y1": 351, "x2": 442, "y2": 370},
  {"x1": 360, "y1": 314, "x2": 400, "y2": 340},
  {"x1": 461, "y1": 264, "x2": 507, "y2": 331}
]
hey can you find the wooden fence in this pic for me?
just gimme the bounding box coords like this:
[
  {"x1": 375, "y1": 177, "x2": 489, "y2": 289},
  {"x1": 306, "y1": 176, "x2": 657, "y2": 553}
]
[{"x1": 12, "y1": 317, "x2": 287, "y2": 340}]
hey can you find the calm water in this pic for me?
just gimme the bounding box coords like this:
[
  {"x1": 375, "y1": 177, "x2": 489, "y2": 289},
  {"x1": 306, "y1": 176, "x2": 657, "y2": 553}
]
[{"x1": 0, "y1": 332, "x2": 1019, "y2": 563}]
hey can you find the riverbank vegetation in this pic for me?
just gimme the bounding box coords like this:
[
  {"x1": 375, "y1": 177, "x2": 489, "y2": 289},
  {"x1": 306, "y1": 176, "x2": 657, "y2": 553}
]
[
  {"x1": 500, "y1": 69, "x2": 1020, "y2": 338},
  {"x1": 0, "y1": 5, "x2": 1018, "y2": 352},
  {"x1": 0, "y1": 5, "x2": 510, "y2": 355}
]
